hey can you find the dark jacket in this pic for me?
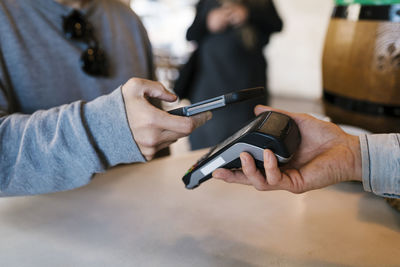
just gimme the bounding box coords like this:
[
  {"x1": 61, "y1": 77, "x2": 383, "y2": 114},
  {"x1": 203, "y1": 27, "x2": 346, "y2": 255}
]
[{"x1": 182, "y1": 0, "x2": 282, "y2": 150}]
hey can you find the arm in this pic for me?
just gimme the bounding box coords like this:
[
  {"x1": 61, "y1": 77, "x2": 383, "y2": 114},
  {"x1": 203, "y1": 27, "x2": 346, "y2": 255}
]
[
  {"x1": 0, "y1": 86, "x2": 138, "y2": 196},
  {"x1": 188, "y1": 0, "x2": 283, "y2": 45},
  {"x1": 213, "y1": 105, "x2": 363, "y2": 194},
  {"x1": 0, "y1": 77, "x2": 211, "y2": 196},
  {"x1": 186, "y1": 0, "x2": 220, "y2": 42},
  {"x1": 249, "y1": 1, "x2": 282, "y2": 32},
  {"x1": 213, "y1": 105, "x2": 400, "y2": 198},
  {"x1": 246, "y1": 0, "x2": 283, "y2": 45},
  {"x1": 360, "y1": 134, "x2": 400, "y2": 198}
]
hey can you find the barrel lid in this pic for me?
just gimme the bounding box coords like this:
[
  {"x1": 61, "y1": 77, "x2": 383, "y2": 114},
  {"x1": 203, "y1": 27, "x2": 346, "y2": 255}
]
[{"x1": 336, "y1": 0, "x2": 400, "y2": 5}]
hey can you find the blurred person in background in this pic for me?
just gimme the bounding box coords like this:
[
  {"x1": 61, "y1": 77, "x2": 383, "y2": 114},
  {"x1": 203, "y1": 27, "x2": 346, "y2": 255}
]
[
  {"x1": 0, "y1": 0, "x2": 210, "y2": 196},
  {"x1": 178, "y1": 0, "x2": 282, "y2": 150}
]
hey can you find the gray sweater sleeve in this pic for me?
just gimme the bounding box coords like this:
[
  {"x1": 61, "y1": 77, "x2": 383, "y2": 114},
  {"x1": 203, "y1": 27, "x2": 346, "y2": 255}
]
[
  {"x1": 0, "y1": 87, "x2": 145, "y2": 196},
  {"x1": 360, "y1": 134, "x2": 400, "y2": 198}
]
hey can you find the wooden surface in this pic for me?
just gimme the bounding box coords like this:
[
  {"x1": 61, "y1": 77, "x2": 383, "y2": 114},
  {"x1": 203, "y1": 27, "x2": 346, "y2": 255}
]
[
  {"x1": 323, "y1": 18, "x2": 400, "y2": 105},
  {"x1": 322, "y1": 18, "x2": 400, "y2": 132},
  {"x1": 324, "y1": 101, "x2": 400, "y2": 133},
  {"x1": 0, "y1": 149, "x2": 399, "y2": 267}
]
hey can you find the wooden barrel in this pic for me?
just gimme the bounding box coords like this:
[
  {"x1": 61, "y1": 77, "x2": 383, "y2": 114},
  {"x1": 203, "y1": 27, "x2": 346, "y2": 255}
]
[{"x1": 322, "y1": 0, "x2": 400, "y2": 133}]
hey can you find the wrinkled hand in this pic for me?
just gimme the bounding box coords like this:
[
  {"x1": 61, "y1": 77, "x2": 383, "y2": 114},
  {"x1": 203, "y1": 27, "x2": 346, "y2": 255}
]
[
  {"x1": 122, "y1": 78, "x2": 212, "y2": 160},
  {"x1": 212, "y1": 105, "x2": 362, "y2": 193}
]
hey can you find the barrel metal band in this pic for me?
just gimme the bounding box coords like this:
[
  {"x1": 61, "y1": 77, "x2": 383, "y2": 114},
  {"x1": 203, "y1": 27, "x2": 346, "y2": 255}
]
[
  {"x1": 323, "y1": 90, "x2": 400, "y2": 117},
  {"x1": 332, "y1": 4, "x2": 400, "y2": 21}
]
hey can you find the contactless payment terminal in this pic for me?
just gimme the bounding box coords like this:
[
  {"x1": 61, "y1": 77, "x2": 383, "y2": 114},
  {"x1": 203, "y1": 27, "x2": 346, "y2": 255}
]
[{"x1": 182, "y1": 111, "x2": 301, "y2": 189}]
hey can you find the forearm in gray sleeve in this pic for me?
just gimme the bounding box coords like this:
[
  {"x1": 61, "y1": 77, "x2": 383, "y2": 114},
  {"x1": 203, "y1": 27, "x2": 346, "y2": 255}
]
[
  {"x1": 0, "y1": 87, "x2": 145, "y2": 196},
  {"x1": 360, "y1": 134, "x2": 400, "y2": 198}
]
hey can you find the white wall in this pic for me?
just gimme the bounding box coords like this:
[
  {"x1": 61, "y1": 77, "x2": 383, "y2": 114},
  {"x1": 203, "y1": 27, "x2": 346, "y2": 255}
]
[
  {"x1": 267, "y1": 0, "x2": 334, "y2": 99},
  {"x1": 131, "y1": 0, "x2": 197, "y2": 58}
]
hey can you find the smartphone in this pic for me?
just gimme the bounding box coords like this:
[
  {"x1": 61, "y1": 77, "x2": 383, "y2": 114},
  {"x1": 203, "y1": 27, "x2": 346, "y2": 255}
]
[{"x1": 168, "y1": 87, "x2": 265, "y2": 116}]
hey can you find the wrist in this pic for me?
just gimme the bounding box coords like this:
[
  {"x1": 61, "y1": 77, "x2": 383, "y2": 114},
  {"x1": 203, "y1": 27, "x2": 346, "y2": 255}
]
[{"x1": 347, "y1": 134, "x2": 362, "y2": 182}]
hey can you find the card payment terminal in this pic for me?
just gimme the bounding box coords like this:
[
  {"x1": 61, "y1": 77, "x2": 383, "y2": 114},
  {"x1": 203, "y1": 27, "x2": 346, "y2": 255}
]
[{"x1": 182, "y1": 111, "x2": 301, "y2": 189}]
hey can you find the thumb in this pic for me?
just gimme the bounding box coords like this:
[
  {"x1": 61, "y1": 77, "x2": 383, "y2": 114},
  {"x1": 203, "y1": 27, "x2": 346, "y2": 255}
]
[
  {"x1": 142, "y1": 81, "x2": 177, "y2": 103},
  {"x1": 125, "y1": 78, "x2": 177, "y2": 102},
  {"x1": 254, "y1": 105, "x2": 275, "y2": 116},
  {"x1": 254, "y1": 105, "x2": 294, "y2": 118}
]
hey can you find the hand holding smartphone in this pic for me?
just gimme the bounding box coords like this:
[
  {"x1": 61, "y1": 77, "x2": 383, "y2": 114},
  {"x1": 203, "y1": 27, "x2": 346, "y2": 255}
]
[{"x1": 168, "y1": 87, "x2": 265, "y2": 116}]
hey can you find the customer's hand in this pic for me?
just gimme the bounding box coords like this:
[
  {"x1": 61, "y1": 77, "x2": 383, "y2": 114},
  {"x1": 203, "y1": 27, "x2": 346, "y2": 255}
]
[
  {"x1": 122, "y1": 78, "x2": 212, "y2": 160},
  {"x1": 212, "y1": 105, "x2": 362, "y2": 193}
]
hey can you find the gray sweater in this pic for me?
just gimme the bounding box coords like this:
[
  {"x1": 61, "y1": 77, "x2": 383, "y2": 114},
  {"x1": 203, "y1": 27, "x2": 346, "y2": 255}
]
[{"x1": 0, "y1": 0, "x2": 150, "y2": 195}]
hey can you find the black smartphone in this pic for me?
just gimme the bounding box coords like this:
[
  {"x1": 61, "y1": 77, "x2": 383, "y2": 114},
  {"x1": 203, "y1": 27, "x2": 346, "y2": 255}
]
[{"x1": 168, "y1": 87, "x2": 265, "y2": 116}]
